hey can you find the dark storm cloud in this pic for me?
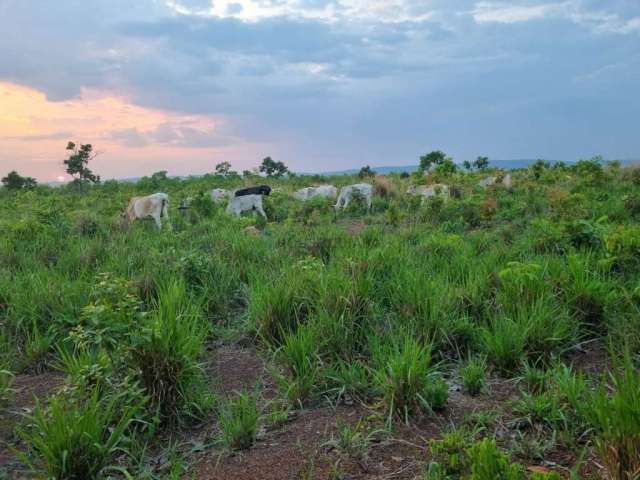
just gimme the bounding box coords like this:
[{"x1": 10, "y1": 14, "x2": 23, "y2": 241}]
[{"x1": 0, "y1": 0, "x2": 639, "y2": 171}]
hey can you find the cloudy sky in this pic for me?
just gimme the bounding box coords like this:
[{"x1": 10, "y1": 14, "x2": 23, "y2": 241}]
[{"x1": 0, "y1": 0, "x2": 638, "y2": 181}]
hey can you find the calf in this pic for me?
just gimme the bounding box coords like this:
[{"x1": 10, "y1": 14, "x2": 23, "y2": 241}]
[{"x1": 123, "y1": 192, "x2": 170, "y2": 229}]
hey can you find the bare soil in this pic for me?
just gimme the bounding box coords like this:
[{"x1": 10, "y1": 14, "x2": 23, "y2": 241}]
[{"x1": 0, "y1": 372, "x2": 63, "y2": 478}]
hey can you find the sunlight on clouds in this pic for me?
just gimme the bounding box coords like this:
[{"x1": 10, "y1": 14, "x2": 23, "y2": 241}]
[{"x1": 0, "y1": 82, "x2": 266, "y2": 181}]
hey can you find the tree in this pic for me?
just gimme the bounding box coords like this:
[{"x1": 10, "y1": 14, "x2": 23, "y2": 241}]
[
  {"x1": 63, "y1": 142, "x2": 100, "y2": 186},
  {"x1": 258, "y1": 157, "x2": 288, "y2": 178},
  {"x1": 473, "y1": 156, "x2": 490, "y2": 171},
  {"x1": 435, "y1": 158, "x2": 458, "y2": 176},
  {"x1": 1, "y1": 170, "x2": 37, "y2": 190},
  {"x1": 419, "y1": 150, "x2": 447, "y2": 174},
  {"x1": 215, "y1": 161, "x2": 237, "y2": 177},
  {"x1": 358, "y1": 165, "x2": 376, "y2": 178},
  {"x1": 463, "y1": 160, "x2": 473, "y2": 171}
]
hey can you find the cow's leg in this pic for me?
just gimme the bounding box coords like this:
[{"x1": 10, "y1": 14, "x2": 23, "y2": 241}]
[
  {"x1": 153, "y1": 212, "x2": 162, "y2": 229},
  {"x1": 256, "y1": 204, "x2": 267, "y2": 219},
  {"x1": 342, "y1": 196, "x2": 350, "y2": 210},
  {"x1": 367, "y1": 194, "x2": 373, "y2": 211},
  {"x1": 162, "y1": 204, "x2": 172, "y2": 229}
]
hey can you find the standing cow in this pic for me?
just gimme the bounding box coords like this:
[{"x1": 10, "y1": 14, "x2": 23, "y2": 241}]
[
  {"x1": 406, "y1": 184, "x2": 450, "y2": 202},
  {"x1": 293, "y1": 185, "x2": 338, "y2": 201},
  {"x1": 227, "y1": 194, "x2": 267, "y2": 219},
  {"x1": 334, "y1": 183, "x2": 373, "y2": 211},
  {"x1": 123, "y1": 192, "x2": 170, "y2": 229}
]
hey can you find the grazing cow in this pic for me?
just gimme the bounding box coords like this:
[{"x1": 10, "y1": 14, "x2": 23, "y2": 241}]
[
  {"x1": 227, "y1": 194, "x2": 267, "y2": 219},
  {"x1": 293, "y1": 185, "x2": 338, "y2": 201},
  {"x1": 235, "y1": 185, "x2": 271, "y2": 197},
  {"x1": 479, "y1": 173, "x2": 512, "y2": 189},
  {"x1": 334, "y1": 183, "x2": 373, "y2": 211},
  {"x1": 211, "y1": 188, "x2": 232, "y2": 204},
  {"x1": 406, "y1": 184, "x2": 450, "y2": 202},
  {"x1": 123, "y1": 192, "x2": 170, "y2": 229}
]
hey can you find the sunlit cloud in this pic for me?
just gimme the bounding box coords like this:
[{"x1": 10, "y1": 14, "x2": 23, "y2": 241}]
[{"x1": 0, "y1": 82, "x2": 269, "y2": 181}]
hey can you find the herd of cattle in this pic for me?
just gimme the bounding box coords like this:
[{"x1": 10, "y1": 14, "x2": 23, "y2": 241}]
[{"x1": 122, "y1": 174, "x2": 513, "y2": 229}]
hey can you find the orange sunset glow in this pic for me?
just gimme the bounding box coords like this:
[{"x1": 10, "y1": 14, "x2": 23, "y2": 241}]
[{"x1": 0, "y1": 82, "x2": 267, "y2": 182}]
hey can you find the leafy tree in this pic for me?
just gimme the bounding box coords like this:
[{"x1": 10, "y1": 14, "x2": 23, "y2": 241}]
[
  {"x1": 463, "y1": 160, "x2": 473, "y2": 171},
  {"x1": 473, "y1": 156, "x2": 490, "y2": 171},
  {"x1": 63, "y1": 142, "x2": 100, "y2": 186},
  {"x1": 435, "y1": 158, "x2": 458, "y2": 176},
  {"x1": 215, "y1": 161, "x2": 237, "y2": 177},
  {"x1": 358, "y1": 165, "x2": 376, "y2": 178},
  {"x1": 258, "y1": 157, "x2": 288, "y2": 178},
  {"x1": 419, "y1": 150, "x2": 448, "y2": 174},
  {"x1": 530, "y1": 160, "x2": 550, "y2": 180},
  {"x1": 1, "y1": 170, "x2": 37, "y2": 190},
  {"x1": 151, "y1": 170, "x2": 168, "y2": 182}
]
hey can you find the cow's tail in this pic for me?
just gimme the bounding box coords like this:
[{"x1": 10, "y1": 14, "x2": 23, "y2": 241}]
[{"x1": 161, "y1": 198, "x2": 169, "y2": 217}]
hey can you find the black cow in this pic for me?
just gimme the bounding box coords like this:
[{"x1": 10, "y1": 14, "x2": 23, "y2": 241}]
[{"x1": 234, "y1": 185, "x2": 272, "y2": 197}]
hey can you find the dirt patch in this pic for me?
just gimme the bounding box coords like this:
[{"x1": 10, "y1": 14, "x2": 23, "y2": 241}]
[
  {"x1": 342, "y1": 220, "x2": 368, "y2": 237},
  {"x1": 208, "y1": 345, "x2": 277, "y2": 399},
  {"x1": 0, "y1": 372, "x2": 64, "y2": 475}
]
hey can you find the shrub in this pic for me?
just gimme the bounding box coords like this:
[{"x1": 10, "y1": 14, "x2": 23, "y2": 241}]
[
  {"x1": 218, "y1": 390, "x2": 261, "y2": 450},
  {"x1": 18, "y1": 388, "x2": 141, "y2": 480}
]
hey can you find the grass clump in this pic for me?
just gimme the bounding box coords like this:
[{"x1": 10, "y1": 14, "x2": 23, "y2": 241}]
[
  {"x1": 460, "y1": 356, "x2": 487, "y2": 396},
  {"x1": 371, "y1": 333, "x2": 441, "y2": 423},
  {"x1": 218, "y1": 390, "x2": 261, "y2": 450},
  {"x1": 18, "y1": 388, "x2": 141, "y2": 480},
  {"x1": 129, "y1": 280, "x2": 211, "y2": 423},
  {"x1": 588, "y1": 352, "x2": 640, "y2": 480}
]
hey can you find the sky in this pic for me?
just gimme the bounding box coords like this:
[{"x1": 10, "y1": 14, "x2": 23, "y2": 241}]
[{"x1": 0, "y1": 0, "x2": 639, "y2": 182}]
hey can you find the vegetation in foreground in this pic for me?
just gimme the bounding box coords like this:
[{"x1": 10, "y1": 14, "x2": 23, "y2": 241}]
[{"x1": 0, "y1": 155, "x2": 639, "y2": 479}]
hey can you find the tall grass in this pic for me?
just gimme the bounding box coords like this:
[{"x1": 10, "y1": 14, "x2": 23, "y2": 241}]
[
  {"x1": 588, "y1": 352, "x2": 640, "y2": 480},
  {"x1": 18, "y1": 388, "x2": 141, "y2": 480},
  {"x1": 129, "y1": 280, "x2": 211, "y2": 423}
]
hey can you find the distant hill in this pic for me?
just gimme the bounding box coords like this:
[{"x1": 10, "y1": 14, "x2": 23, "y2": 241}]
[{"x1": 315, "y1": 158, "x2": 639, "y2": 176}]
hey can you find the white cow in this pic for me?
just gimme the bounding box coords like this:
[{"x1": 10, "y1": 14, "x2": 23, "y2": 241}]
[
  {"x1": 479, "y1": 173, "x2": 512, "y2": 189},
  {"x1": 334, "y1": 183, "x2": 373, "y2": 211},
  {"x1": 123, "y1": 192, "x2": 170, "y2": 229},
  {"x1": 406, "y1": 184, "x2": 450, "y2": 202},
  {"x1": 226, "y1": 194, "x2": 267, "y2": 219},
  {"x1": 211, "y1": 188, "x2": 232, "y2": 204},
  {"x1": 293, "y1": 185, "x2": 338, "y2": 201}
]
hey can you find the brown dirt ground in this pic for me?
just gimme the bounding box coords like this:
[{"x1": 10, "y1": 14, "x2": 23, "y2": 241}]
[
  {"x1": 187, "y1": 345, "x2": 601, "y2": 480},
  {"x1": 0, "y1": 372, "x2": 64, "y2": 477}
]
